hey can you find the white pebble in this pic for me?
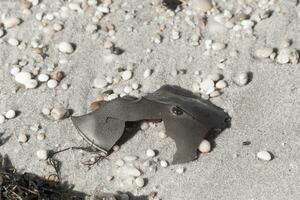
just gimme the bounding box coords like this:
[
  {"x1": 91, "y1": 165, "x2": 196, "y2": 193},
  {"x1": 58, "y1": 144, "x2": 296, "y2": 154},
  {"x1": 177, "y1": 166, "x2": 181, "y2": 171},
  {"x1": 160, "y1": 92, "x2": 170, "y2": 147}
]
[
  {"x1": 257, "y1": 150, "x2": 272, "y2": 161},
  {"x1": 124, "y1": 86, "x2": 132, "y2": 94},
  {"x1": 38, "y1": 74, "x2": 49, "y2": 82},
  {"x1": 8, "y1": 38, "x2": 19, "y2": 46},
  {"x1": 192, "y1": 0, "x2": 213, "y2": 12},
  {"x1": 255, "y1": 48, "x2": 273, "y2": 58},
  {"x1": 15, "y1": 71, "x2": 31, "y2": 84},
  {"x1": 141, "y1": 122, "x2": 149, "y2": 130},
  {"x1": 86, "y1": 24, "x2": 98, "y2": 33},
  {"x1": 124, "y1": 156, "x2": 138, "y2": 162},
  {"x1": 18, "y1": 133, "x2": 28, "y2": 143},
  {"x1": 93, "y1": 77, "x2": 107, "y2": 89},
  {"x1": 10, "y1": 67, "x2": 20, "y2": 75},
  {"x1": 176, "y1": 167, "x2": 185, "y2": 174},
  {"x1": 121, "y1": 70, "x2": 133, "y2": 80},
  {"x1": 47, "y1": 79, "x2": 58, "y2": 88},
  {"x1": 171, "y1": 30, "x2": 180, "y2": 40},
  {"x1": 37, "y1": 132, "x2": 46, "y2": 141},
  {"x1": 61, "y1": 83, "x2": 69, "y2": 90},
  {"x1": 5, "y1": 110, "x2": 16, "y2": 119},
  {"x1": 50, "y1": 107, "x2": 67, "y2": 120},
  {"x1": 212, "y1": 42, "x2": 226, "y2": 51},
  {"x1": 42, "y1": 108, "x2": 51, "y2": 115},
  {"x1": 200, "y1": 79, "x2": 215, "y2": 94},
  {"x1": 135, "y1": 177, "x2": 145, "y2": 188},
  {"x1": 143, "y1": 69, "x2": 152, "y2": 78},
  {"x1": 209, "y1": 90, "x2": 221, "y2": 97},
  {"x1": 24, "y1": 79, "x2": 38, "y2": 89},
  {"x1": 146, "y1": 149, "x2": 156, "y2": 157},
  {"x1": 3, "y1": 17, "x2": 21, "y2": 29},
  {"x1": 115, "y1": 159, "x2": 125, "y2": 167},
  {"x1": 132, "y1": 82, "x2": 139, "y2": 90},
  {"x1": 198, "y1": 139, "x2": 211, "y2": 153},
  {"x1": 53, "y1": 23, "x2": 63, "y2": 31},
  {"x1": 276, "y1": 48, "x2": 290, "y2": 64},
  {"x1": 0, "y1": 114, "x2": 5, "y2": 124},
  {"x1": 207, "y1": 73, "x2": 222, "y2": 82},
  {"x1": 107, "y1": 93, "x2": 118, "y2": 101},
  {"x1": 36, "y1": 149, "x2": 48, "y2": 160},
  {"x1": 58, "y1": 42, "x2": 75, "y2": 54},
  {"x1": 215, "y1": 80, "x2": 227, "y2": 89},
  {"x1": 233, "y1": 72, "x2": 249, "y2": 86},
  {"x1": 160, "y1": 160, "x2": 168, "y2": 168},
  {"x1": 120, "y1": 166, "x2": 141, "y2": 177}
]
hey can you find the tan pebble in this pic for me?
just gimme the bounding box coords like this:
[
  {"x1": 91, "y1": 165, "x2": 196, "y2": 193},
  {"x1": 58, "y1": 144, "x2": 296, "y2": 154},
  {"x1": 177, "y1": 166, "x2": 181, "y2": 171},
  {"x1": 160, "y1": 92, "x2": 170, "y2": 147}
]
[
  {"x1": 159, "y1": 128, "x2": 167, "y2": 138},
  {"x1": 113, "y1": 145, "x2": 120, "y2": 151},
  {"x1": 198, "y1": 139, "x2": 211, "y2": 153},
  {"x1": 51, "y1": 71, "x2": 64, "y2": 81}
]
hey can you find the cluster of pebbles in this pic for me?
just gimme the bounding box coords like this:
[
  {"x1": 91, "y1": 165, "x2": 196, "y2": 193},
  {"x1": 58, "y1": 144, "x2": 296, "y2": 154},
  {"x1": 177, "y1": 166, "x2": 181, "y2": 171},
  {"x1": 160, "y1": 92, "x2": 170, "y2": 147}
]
[{"x1": 0, "y1": 110, "x2": 16, "y2": 124}]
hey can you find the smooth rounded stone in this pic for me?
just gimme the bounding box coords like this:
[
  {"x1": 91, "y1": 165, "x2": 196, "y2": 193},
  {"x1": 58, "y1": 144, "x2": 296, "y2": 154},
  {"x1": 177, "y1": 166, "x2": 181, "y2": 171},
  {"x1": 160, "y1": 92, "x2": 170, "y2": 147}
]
[
  {"x1": 38, "y1": 74, "x2": 49, "y2": 82},
  {"x1": 50, "y1": 107, "x2": 67, "y2": 120},
  {"x1": 25, "y1": 79, "x2": 38, "y2": 89},
  {"x1": 124, "y1": 156, "x2": 138, "y2": 162},
  {"x1": 18, "y1": 133, "x2": 28, "y2": 143},
  {"x1": 160, "y1": 160, "x2": 168, "y2": 168},
  {"x1": 112, "y1": 145, "x2": 120, "y2": 151},
  {"x1": 207, "y1": 73, "x2": 222, "y2": 82},
  {"x1": 15, "y1": 72, "x2": 32, "y2": 84},
  {"x1": 135, "y1": 177, "x2": 145, "y2": 188},
  {"x1": 124, "y1": 86, "x2": 132, "y2": 94},
  {"x1": 198, "y1": 139, "x2": 211, "y2": 153},
  {"x1": 47, "y1": 79, "x2": 58, "y2": 88},
  {"x1": 37, "y1": 132, "x2": 46, "y2": 141},
  {"x1": 53, "y1": 23, "x2": 64, "y2": 31},
  {"x1": 5, "y1": 110, "x2": 16, "y2": 119},
  {"x1": 141, "y1": 122, "x2": 149, "y2": 130},
  {"x1": 146, "y1": 149, "x2": 156, "y2": 157},
  {"x1": 132, "y1": 82, "x2": 139, "y2": 90},
  {"x1": 119, "y1": 166, "x2": 141, "y2": 177},
  {"x1": 115, "y1": 159, "x2": 125, "y2": 167},
  {"x1": 158, "y1": 128, "x2": 167, "y2": 139},
  {"x1": 143, "y1": 69, "x2": 152, "y2": 78},
  {"x1": 257, "y1": 150, "x2": 272, "y2": 161},
  {"x1": 0, "y1": 29, "x2": 5, "y2": 38},
  {"x1": 232, "y1": 72, "x2": 249, "y2": 86},
  {"x1": 93, "y1": 77, "x2": 107, "y2": 89},
  {"x1": 215, "y1": 80, "x2": 227, "y2": 89},
  {"x1": 42, "y1": 108, "x2": 51, "y2": 115},
  {"x1": 255, "y1": 48, "x2": 273, "y2": 58},
  {"x1": 86, "y1": 24, "x2": 98, "y2": 33},
  {"x1": 3, "y1": 17, "x2": 22, "y2": 29},
  {"x1": 192, "y1": 0, "x2": 213, "y2": 12},
  {"x1": 276, "y1": 48, "x2": 290, "y2": 64},
  {"x1": 7, "y1": 38, "x2": 19, "y2": 46},
  {"x1": 107, "y1": 93, "x2": 118, "y2": 101},
  {"x1": 0, "y1": 114, "x2": 5, "y2": 124},
  {"x1": 212, "y1": 42, "x2": 226, "y2": 51},
  {"x1": 171, "y1": 30, "x2": 180, "y2": 40},
  {"x1": 61, "y1": 83, "x2": 69, "y2": 90},
  {"x1": 209, "y1": 90, "x2": 221, "y2": 98},
  {"x1": 200, "y1": 79, "x2": 215, "y2": 93},
  {"x1": 176, "y1": 167, "x2": 185, "y2": 174},
  {"x1": 36, "y1": 149, "x2": 48, "y2": 160},
  {"x1": 121, "y1": 70, "x2": 133, "y2": 80},
  {"x1": 58, "y1": 42, "x2": 75, "y2": 54},
  {"x1": 10, "y1": 67, "x2": 20, "y2": 75}
]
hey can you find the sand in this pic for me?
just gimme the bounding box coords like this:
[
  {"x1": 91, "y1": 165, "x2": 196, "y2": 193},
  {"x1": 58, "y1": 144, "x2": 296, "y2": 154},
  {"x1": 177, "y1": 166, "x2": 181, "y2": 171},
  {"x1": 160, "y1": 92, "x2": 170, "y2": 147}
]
[{"x1": 0, "y1": 0, "x2": 299, "y2": 199}]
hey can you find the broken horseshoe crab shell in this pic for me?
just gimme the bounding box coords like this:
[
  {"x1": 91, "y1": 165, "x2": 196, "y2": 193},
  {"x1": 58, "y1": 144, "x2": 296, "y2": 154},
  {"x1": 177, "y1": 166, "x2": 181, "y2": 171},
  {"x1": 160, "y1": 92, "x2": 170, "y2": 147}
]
[{"x1": 71, "y1": 85, "x2": 230, "y2": 164}]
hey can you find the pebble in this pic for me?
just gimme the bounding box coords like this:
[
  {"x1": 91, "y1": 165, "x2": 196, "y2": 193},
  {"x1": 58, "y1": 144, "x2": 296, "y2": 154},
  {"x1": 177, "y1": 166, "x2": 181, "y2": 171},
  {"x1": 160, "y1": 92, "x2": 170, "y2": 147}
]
[
  {"x1": 3, "y1": 17, "x2": 22, "y2": 29},
  {"x1": 209, "y1": 90, "x2": 221, "y2": 97},
  {"x1": 115, "y1": 159, "x2": 125, "y2": 167},
  {"x1": 37, "y1": 132, "x2": 46, "y2": 141},
  {"x1": 58, "y1": 42, "x2": 75, "y2": 54},
  {"x1": 146, "y1": 149, "x2": 156, "y2": 157},
  {"x1": 176, "y1": 167, "x2": 185, "y2": 174},
  {"x1": 135, "y1": 177, "x2": 145, "y2": 188},
  {"x1": 15, "y1": 72, "x2": 32, "y2": 85},
  {"x1": 10, "y1": 67, "x2": 20, "y2": 76},
  {"x1": 171, "y1": 30, "x2": 180, "y2": 40},
  {"x1": 112, "y1": 145, "x2": 120, "y2": 151},
  {"x1": 159, "y1": 128, "x2": 167, "y2": 138},
  {"x1": 215, "y1": 80, "x2": 227, "y2": 89},
  {"x1": 192, "y1": 0, "x2": 213, "y2": 12},
  {"x1": 5, "y1": 110, "x2": 16, "y2": 119},
  {"x1": 85, "y1": 24, "x2": 98, "y2": 33},
  {"x1": 18, "y1": 133, "x2": 28, "y2": 143},
  {"x1": 257, "y1": 150, "x2": 272, "y2": 161},
  {"x1": 42, "y1": 108, "x2": 51, "y2": 115},
  {"x1": 0, "y1": 114, "x2": 5, "y2": 124},
  {"x1": 198, "y1": 139, "x2": 211, "y2": 153},
  {"x1": 200, "y1": 79, "x2": 215, "y2": 94},
  {"x1": 132, "y1": 82, "x2": 139, "y2": 90},
  {"x1": 36, "y1": 149, "x2": 48, "y2": 160},
  {"x1": 160, "y1": 160, "x2": 168, "y2": 168},
  {"x1": 124, "y1": 156, "x2": 138, "y2": 162},
  {"x1": 107, "y1": 93, "x2": 118, "y2": 101},
  {"x1": 255, "y1": 48, "x2": 273, "y2": 58},
  {"x1": 120, "y1": 166, "x2": 141, "y2": 177},
  {"x1": 232, "y1": 72, "x2": 249, "y2": 86},
  {"x1": 143, "y1": 69, "x2": 152, "y2": 78},
  {"x1": 93, "y1": 77, "x2": 107, "y2": 89},
  {"x1": 276, "y1": 48, "x2": 290, "y2": 64},
  {"x1": 207, "y1": 73, "x2": 222, "y2": 82},
  {"x1": 212, "y1": 42, "x2": 226, "y2": 51},
  {"x1": 25, "y1": 79, "x2": 38, "y2": 89},
  {"x1": 121, "y1": 70, "x2": 133, "y2": 80},
  {"x1": 50, "y1": 107, "x2": 67, "y2": 120},
  {"x1": 8, "y1": 38, "x2": 19, "y2": 46},
  {"x1": 47, "y1": 79, "x2": 58, "y2": 88},
  {"x1": 53, "y1": 23, "x2": 64, "y2": 31},
  {"x1": 141, "y1": 122, "x2": 149, "y2": 130},
  {"x1": 38, "y1": 74, "x2": 49, "y2": 82}
]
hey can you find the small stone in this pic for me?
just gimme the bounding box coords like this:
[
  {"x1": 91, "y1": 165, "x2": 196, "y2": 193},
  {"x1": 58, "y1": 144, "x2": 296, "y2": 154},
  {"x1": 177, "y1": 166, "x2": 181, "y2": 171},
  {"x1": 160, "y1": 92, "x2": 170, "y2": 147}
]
[
  {"x1": 42, "y1": 108, "x2": 51, "y2": 115},
  {"x1": 50, "y1": 107, "x2": 67, "y2": 120},
  {"x1": 124, "y1": 86, "x2": 132, "y2": 94},
  {"x1": 36, "y1": 149, "x2": 48, "y2": 160},
  {"x1": 215, "y1": 80, "x2": 227, "y2": 89},
  {"x1": 106, "y1": 176, "x2": 114, "y2": 181},
  {"x1": 8, "y1": 38, "x2": 19, "y2": 46},
  {"x1": 257, "y1": 150, "x2": 272, "y2": 161},
  {"x1": 176, "y1": 167, "x2": 185, "y2": 174},
  {"x1": 171, "y1": 30, "x2": 180, "y2": 40},
  {"x1": 132, "y1": 82, "x2": 139, "y2": 90},
  {"x1": 212, "y1": 42, "x2": 226, "y2": 51},
  {"x1": 38, "y1": 74, "x2": 49, "y2": 82},
  {"x1": 47, "y1": 79, "x2": 58, "y2": 88},
  {"x1": 93, "y1": 77, "x2": 107, "y2": 89},
  {"x1": 85, "y1": 24, "x2": 98, "y2": 33},
  {"x1": 53, "y1": 23, "x2": 63, "y2": 31},
  {"x1": 61, "y1": 83, "x2": 69, "y2": 90},
  {"x1": 25, "y1": 79, "x2": 38, "y2": 89},
  {"x1": 121, "y1": 70, "x2": 133, "y2": 80},
  {"x1": 209, "y1": 90, "x2": 221, "y2": 97},
  {"x1": 18, "y1": 133, "x2": 28, "y2": 143},
  {"x1": 135, "y1": 177, "x2": 145, "y2": 188},
  {"x1": 0, "y1": 114, "x2": 5, "y2": 124},
  {"x1": 115, "y1": 159, "x2": 125, "y2": 167},
  {"x1": 143, "y1": 69, "x2": 152, "y2": 78},
  {"x1": 37, "y1": 132, "x2": 46, "y2": 140},
  {"x1": 15, "y1": 72, "x2": 31, "y2": 84},
  {"x1": 232, "y1": 72, "x2": 249, "y2": 86},
  {"x1": 58, "y1": 42, "x2": 75, "y2": 54},
  {"x1": 198, "y1": 139, "x2": 211, "y2": 153},
  {"x1": 141, "y1": 122, "x2": 149, "y2": 130},
  {"x1": 159, "y1": 128, "x2": 167, "y2": 138},
  {"x1": 192, "y1": 0, "x2": 213, "y2": 12},
  {"x1": 255, "y1": 48, "x2": 273, "y2": 58},
  {"x1": 160, "y1": 160, "x2": 168, "y2": 168},
  {"x1": 51, "y1": 71, "x2": 64, "y2": 82},
  {"x1": 276, "y1": 48, "x2": 290, "y2": 64},
  {"x1": 200, "y1": 79, "x2": 215, "y2": 94},
  {"x1": 104, "y1": 40, "x2": 113, "y2": 49},
  {"x1": 112, "y1": 145, "x2": 120, "y2": 151},
  {"x1": 124, "y1": 156, "x2": 138, "y2": 162},
  {"x1": 120, "y1": 166, "x2": 141, "y2": 177},
  {"x1": 5, "y1": 110, "x2": 16, "y2": 119},
  {"x1": 146, "y1": 149, "x2": 156, "y2": 157},
  {"x1": 107, "y1": 93, "x2": 118, "y2": 101},
  {"x1": 207, "y1": 73, "x2": 222, "y2": 82},
  {"x1": 3, "y1": 17, "x2": 22, "y2": 29}
]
